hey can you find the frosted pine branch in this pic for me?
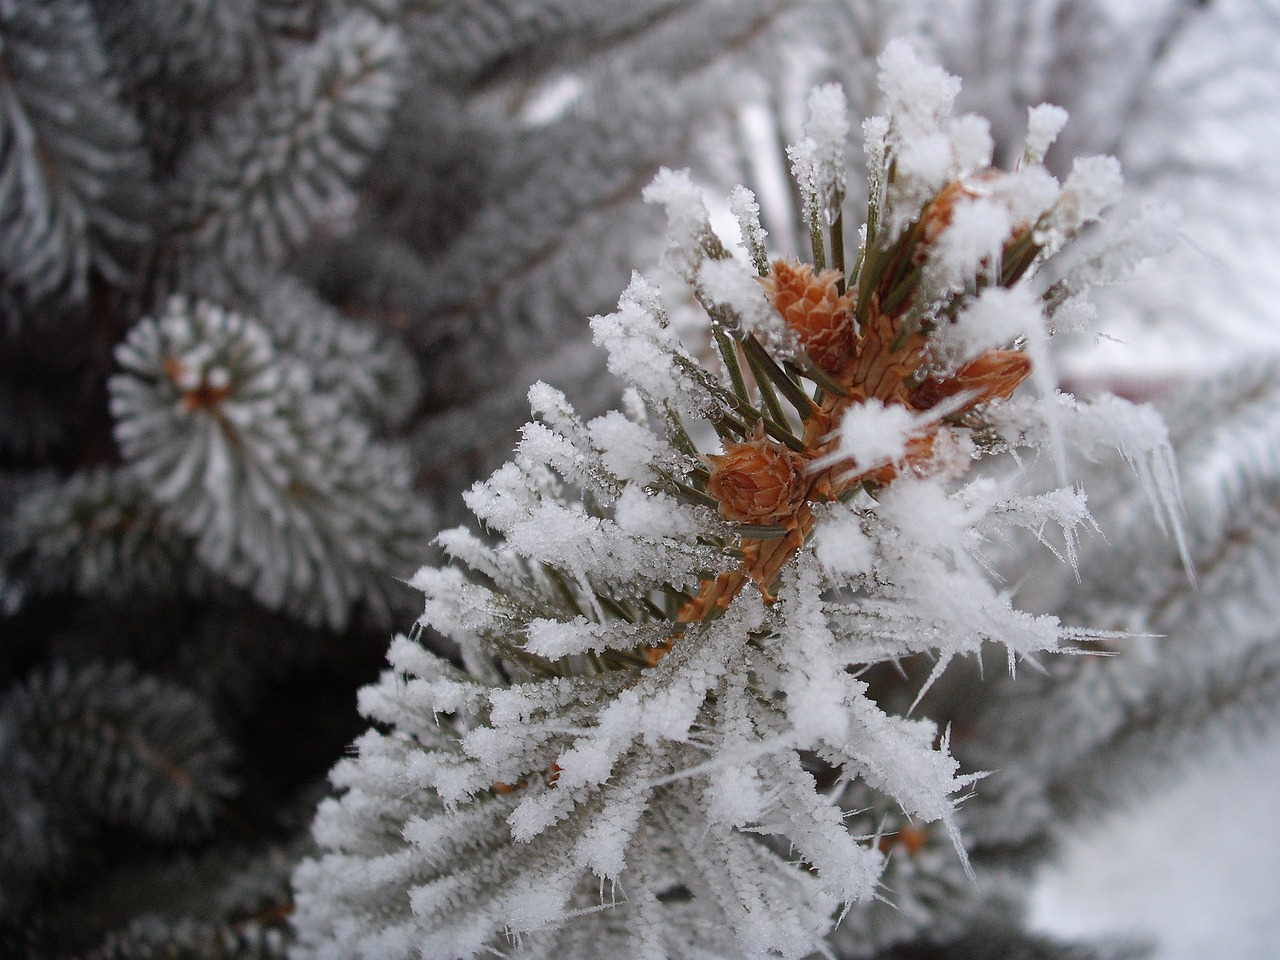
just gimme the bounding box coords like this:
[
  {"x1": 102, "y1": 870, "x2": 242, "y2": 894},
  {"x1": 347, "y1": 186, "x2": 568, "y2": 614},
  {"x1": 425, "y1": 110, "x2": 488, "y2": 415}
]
[{"x1": 292, "y1": 46, "x2": 1185, "y2": 960}]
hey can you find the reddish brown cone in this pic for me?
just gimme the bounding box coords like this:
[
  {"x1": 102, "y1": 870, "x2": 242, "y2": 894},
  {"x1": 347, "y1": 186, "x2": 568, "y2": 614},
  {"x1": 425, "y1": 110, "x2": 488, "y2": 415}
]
[
  {"x1": 911, "y1": 349, "x2": 1032, "y2": 413},
  {"x1": 761, "y1": 260, "x2": 856, "y2": 374},
  {"x1": 707, "y1": 431, "x2": 806, "y2": 524}
]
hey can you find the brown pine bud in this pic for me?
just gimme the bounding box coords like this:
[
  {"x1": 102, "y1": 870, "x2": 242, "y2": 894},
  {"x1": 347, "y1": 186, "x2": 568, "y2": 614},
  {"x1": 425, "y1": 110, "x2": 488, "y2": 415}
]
[
  {"x1": 707, "y1": 431, "x2": 806, "y2": 524},
  {"x1": 761, "y1": 260, "x2": 856, "y2": 374},
  {"x1": 163, "y1": 356, "x2": 232, "y2": 413},
  {"x1": 877, "y1": 822, "x2": 929, "y2": 857},
  {"x1": 911, "y1": 350, "x2": 1031, "y2": 412}
]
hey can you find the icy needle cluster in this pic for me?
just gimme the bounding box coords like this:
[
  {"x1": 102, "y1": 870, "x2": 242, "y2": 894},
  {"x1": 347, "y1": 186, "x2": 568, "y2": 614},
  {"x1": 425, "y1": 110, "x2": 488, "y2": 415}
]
[{"x1": 292, "y1": 42, "x2": 1183, "y2": 960}]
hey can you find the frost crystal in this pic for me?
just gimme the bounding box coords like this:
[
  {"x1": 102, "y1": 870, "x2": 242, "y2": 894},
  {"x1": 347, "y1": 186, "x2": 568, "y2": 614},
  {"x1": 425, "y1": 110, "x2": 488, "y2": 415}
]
[
  {"x1": 823, "y1": 399, "x2": 921, "y2": 474},
  {"x1": 1024, "y1": 103, "x2": 1070, "y2": 167},
  {"x1": 697, "y1": 257, "x2": 797, "y2": 357},
  {"x1": 788, "y1": 83, "x2": 850, "y2": 227},
  {"x1": 933, "y1": 286, "x2": 1044, "y2": 369},
  {"x1": 293, "y1": 51, "x2": 1186, "y2": 960},
  {"x1": 1038, "y1": 155, "x2": 1124, "y2": 252},
  {"x1": 642, "y1": 168, "x2": 715, "y2": 281},
  {"x1": 877, "y1": 40, "x2": 960, "y2": 139},
  {"x1": 729, "y1": 185, "x2": 770, "y2": 275}
]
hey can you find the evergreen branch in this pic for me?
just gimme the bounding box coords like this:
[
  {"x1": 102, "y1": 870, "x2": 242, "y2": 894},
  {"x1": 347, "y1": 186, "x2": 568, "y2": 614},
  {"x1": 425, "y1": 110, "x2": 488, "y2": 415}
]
[
  {"x1": 1044, "y1": 634, "x2": 1280, "y2": 831},
  {"x1": 409, "y1": 0, "x2": 692, "y2": 86},
  {"x1": 41, "y1": 842, "x2": 299, "y2": 960},
  {"x1": 598, "y1": 0, "x2": 791, "y2": 83},
  {"x1": 95, "y1": 0, "x2": 268, "y2": 107},
  {"x1": 257, "y1": 275, "x2": 422, "y2": 431},
  {"x1": 0, "y1": 0, "x2": 153, "y2": 319},
  {"x1": 404, "y1": 83, "x2": 694, "y2": 329},
  {"x1": 1, "y1": 661, "x2": 238, "y2": 841},
  {"x1": 110, "y1": 297, "x2": 432, "y2": 629},
  {"x1": 163, "y1": 12, "x2": 405, "y2": 302},
  {"x1": 742, "y1": 333, "x2": 815, "y2": 419},
  {"x1": 2, "y1": 468, "x2": 199, "y2": 604}
]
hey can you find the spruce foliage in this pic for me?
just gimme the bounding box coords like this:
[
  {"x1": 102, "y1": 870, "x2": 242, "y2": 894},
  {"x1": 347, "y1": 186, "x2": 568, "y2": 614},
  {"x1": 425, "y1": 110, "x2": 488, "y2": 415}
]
[{"x1": 109, "y1": 295, "x2": 427, "y2": 628}]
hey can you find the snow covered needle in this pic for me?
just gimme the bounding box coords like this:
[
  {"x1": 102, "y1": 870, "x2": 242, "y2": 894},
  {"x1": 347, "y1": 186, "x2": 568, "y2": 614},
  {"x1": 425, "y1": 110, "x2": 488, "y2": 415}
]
[{"x1": 292, "y1": 43, "x2": 1185, "y2": 960}]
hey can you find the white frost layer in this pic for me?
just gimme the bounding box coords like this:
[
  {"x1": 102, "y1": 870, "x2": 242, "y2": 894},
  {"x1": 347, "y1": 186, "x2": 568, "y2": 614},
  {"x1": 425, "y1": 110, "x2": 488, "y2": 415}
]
[
  {"x1": 813, "y1": 399, "x2": 930, "y2": 476},
  {"x1": 1023, "y1": 103, "x2": 1069, "y2": 167},
  {"x1": 932, "y1": 285, "x2": 1044, "y2": 368},
  {"x1": 644, "y1": 167, "x2": 712, "y2": 281}
]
